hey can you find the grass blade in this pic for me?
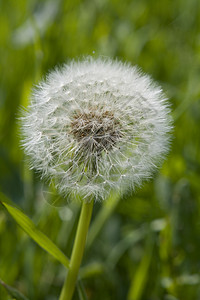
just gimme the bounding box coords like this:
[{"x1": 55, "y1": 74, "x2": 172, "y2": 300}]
[
  {"x1": 77, "y1": 280, "x2": 88, "y2": 300},
  {"x1": 0, "y1": 279, "x2": 29, "y2": 300},
  {"x1": 128, "y1": 232, "x2": 154, "y2": 300},
  {"x1": 0, "y1": 195, "x2": 69, "y2": 269}
]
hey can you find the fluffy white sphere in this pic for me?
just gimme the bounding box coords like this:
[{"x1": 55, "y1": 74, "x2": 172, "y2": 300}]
[{"x1": 21, "y1": 57, "x2": 172, "y2": 201}]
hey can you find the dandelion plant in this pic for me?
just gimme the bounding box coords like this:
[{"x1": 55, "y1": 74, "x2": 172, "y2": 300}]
[{"x1": 21, "y1": 57, "x2": 172, "y2": 300}]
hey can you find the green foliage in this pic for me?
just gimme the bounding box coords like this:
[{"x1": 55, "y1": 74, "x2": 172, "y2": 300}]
[
  {"x1": 1, "y1": 0, "x2": 200, "y2": 299},
  {"x1": 0, "y1": 194, "x2": 70, "y2": 269},
  {"x1": 0, "y1": 278, "x2": 29, "y2": 300}
]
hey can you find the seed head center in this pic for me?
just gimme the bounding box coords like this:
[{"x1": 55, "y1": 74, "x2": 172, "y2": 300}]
[{"x1": 71, "y1": 109, "x2": 121, "y2": 154}]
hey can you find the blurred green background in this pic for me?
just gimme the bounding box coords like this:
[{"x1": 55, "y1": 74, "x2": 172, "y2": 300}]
[{"x1": 1, "y1": 0, "x2": 200, "y2": 299}]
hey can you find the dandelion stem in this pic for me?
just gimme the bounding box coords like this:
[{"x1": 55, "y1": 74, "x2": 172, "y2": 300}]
[{"x1": 59, "y1": 200, "x2": 94, "y2": 300}]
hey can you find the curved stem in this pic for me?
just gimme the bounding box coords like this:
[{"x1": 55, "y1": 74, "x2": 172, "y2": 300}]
[{"x1": 59, "y1": 200, "x2": 94, "y2": 300}]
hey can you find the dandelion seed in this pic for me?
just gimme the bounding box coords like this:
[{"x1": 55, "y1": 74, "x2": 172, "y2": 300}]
[{"x1": 21, "y1": 57, "x2": 172, "y2": 201}]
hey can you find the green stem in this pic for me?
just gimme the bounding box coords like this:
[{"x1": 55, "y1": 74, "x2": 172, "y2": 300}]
[{"x1": 59, "y1": 200, "x2": 94, "y2": 300}]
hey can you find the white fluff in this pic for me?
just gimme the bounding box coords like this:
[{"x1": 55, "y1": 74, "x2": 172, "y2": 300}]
[{"x1": 21, "y1": 57, "x2": 172, "y2": 201}]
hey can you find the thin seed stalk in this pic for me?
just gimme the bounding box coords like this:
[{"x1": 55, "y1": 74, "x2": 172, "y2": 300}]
[{"x1": 59, "y1": 200, "x2": 94, "y2": 300}]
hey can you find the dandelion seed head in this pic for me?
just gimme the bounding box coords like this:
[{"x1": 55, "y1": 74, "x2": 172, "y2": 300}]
[{"x1": 21, "y1": 57, "x2": 172, "y2": 201}]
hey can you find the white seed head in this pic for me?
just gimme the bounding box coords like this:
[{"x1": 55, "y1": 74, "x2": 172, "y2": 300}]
[{"x1": 21, "y1": 57, "x2": 172, "y2": 201}]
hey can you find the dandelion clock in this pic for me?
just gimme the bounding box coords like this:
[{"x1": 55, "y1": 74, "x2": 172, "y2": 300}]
[
  {"x1": 21, "y1": 57, "x2": 172, "y2": 201},
  {"x1": 21, "y1": 57, "x2": 172, "y2": 300}
]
